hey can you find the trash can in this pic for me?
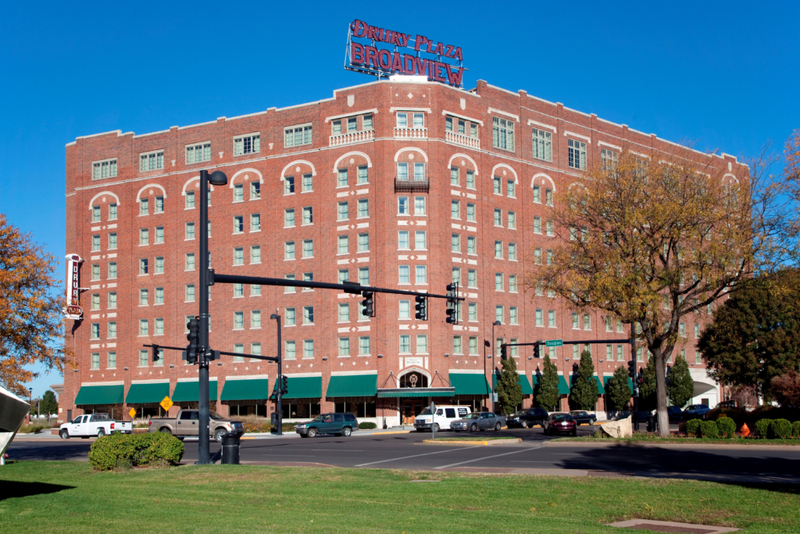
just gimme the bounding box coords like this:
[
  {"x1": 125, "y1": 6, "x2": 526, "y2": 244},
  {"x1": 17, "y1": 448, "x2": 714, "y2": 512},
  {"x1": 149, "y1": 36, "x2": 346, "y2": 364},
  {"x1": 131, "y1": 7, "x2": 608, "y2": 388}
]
[{"x1": 220, "y1": 432, "x2": 241, "y2": 465}]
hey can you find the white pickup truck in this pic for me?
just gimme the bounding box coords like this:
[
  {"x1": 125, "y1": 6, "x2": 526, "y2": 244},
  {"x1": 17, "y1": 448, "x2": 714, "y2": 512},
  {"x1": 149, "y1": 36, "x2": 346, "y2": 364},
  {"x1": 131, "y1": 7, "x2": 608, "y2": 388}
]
[{"x1": 59, "y1": 413, "x2": 133, "y2": 439}]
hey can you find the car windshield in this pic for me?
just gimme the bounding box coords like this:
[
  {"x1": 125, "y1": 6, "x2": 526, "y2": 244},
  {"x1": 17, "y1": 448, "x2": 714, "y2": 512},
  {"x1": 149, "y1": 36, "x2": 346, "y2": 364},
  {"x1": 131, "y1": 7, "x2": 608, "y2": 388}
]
[
  {"x1": 463, "y1": 414, "x2": 480, "y2": 420},
  {"x1": 513, "y1": 410, "x2": 526, "y2": 416},
  {"x1": 553, "y1": 414, "x2": 571, "y2": 421},
  {"x1": 209, "y1": 411, "x2": 224, "y2": 420},
  {"x1": 419, "y1": 408, "x2": 432, "y2": 415}
]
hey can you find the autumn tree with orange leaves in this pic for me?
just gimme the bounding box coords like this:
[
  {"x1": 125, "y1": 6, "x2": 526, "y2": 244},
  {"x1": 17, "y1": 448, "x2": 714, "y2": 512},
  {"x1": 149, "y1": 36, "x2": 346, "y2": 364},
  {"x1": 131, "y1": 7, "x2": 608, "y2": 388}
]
[
  {"x1": 528, "y1": 147, "x2": 795, "y2": 436},
  {"x1": 0, "y1": 214, "x2": 67, "y2": 396}
]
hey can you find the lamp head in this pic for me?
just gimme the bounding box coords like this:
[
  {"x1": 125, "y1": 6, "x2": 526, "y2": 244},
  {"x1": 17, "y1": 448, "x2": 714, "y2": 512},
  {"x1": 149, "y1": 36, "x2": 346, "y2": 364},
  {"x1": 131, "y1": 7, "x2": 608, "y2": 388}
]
[{"x1": 209, "y1": 170, "x2": 228, "y2": 186}]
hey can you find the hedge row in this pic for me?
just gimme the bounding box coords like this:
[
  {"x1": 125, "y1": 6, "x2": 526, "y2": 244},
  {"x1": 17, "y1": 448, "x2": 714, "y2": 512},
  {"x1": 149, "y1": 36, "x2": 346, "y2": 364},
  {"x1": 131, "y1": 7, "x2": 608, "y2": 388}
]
[
  {"x1": 686, "y1": 416, "x2": 800, "y2": 439},
  {"x1": 89, "y1": 432, "x2": 184, "y2": 471}
]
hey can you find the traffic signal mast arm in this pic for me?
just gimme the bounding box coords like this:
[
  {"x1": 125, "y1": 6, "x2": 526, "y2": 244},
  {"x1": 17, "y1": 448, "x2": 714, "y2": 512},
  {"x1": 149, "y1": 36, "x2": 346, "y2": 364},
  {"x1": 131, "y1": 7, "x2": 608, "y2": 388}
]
[
  {"x1": 143, "y1": 344, "x2": 279, "y2": 363},
  {"x1": 211, "y1": 272, "x2": 463, "y2": 301}
]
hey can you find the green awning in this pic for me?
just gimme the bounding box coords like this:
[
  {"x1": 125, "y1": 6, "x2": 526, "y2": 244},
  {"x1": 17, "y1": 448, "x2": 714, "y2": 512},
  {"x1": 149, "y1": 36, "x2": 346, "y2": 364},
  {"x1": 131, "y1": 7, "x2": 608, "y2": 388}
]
[
  {"x1": 220, "y1": 378, "x2": 270, "y2": 402},
  {"x1": 449, "y1": 373, "x2": 490, "y2": 396},
  {"x1": 568, "y1": 375, "x2": 605, "y2": 395},
  {"x1": 491, "y1": 373, "x2": 533, "y2": 395},
  {"x1": 604, "y1": 375, "x2": 634, "y2": 393},
  {"x1": 326, "y1": 374, "x2": 377, "y2": 398},
  {"x1": 531, "y1": 373, "x2": 540, "y2": 387},
  {"x1": 125, "y1": 382, "x2": 170, "y2": 404},
  {"x1": 172, "y1": 379, "x2": 218, "y2": 402},
  {"x1": 376, "y1": 388, "x2": 455, "y2": 398},
  {"x1": 75, "y1": 384, "x2": 124, "y2": 406},
  {"x1": 282, "y1": 376, "x2": 322, "y2": 400},
  {"x1": 558, "y1": 375, "x2": 570, "y2": 395}
]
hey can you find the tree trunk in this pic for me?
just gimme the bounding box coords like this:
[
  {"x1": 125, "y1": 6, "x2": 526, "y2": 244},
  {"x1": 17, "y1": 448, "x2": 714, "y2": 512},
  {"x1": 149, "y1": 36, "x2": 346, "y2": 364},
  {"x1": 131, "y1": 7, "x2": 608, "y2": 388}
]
[{"x1": 652, "y1": 346, "x2": 670, "y2": 437}]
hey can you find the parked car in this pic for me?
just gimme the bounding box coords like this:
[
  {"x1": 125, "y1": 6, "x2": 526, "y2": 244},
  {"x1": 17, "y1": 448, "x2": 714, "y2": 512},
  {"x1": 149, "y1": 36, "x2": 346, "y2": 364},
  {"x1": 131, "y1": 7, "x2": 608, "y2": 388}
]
[
  {"x1": 414, "y1": 405, "x2": 471, "y2": 431},
  {"x1": 543, "y1": 413, "x2": 577, "y2": 436},
  {"x1": 295, "y1": 413, "x2": 358, "y2": 438},
  {"x1": 506, "y1": 407, "x2": 549, "y2": 428},
  {"x1": 59, "y1": 413, "x2": 132, "y2": 439},
  {"x1": 451, "y1": 412, "x2": 505, "y2": 432},
  {"x1": 569, "y1": 411, "x2": 597, "y2": 426},
  {"x1": 683, "y1": 404, "x2": 711, "y2": 420},
  {"x1": 717, "y1": 400, "x2": 738, "y2": 409},
  {"x1": 667, "y1": 406, "x2": 684, "y2": 422},
  {"x1": 148, "y1": 409, "x2": 244, "y2": 442}
]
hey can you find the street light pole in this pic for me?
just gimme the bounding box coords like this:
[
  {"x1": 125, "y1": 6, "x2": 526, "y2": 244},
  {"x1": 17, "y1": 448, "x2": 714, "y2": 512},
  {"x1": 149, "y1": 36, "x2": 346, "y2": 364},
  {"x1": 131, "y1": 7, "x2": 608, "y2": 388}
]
[
  {"x1": 197, "y1": 169, "x2": 227, "y2": 465},
  {"x1": 491, "y1": 320, "x2": 501, "y2": 414},
  {"x1": 270, "y1": 313, "x2": 282, "y2": 436}
]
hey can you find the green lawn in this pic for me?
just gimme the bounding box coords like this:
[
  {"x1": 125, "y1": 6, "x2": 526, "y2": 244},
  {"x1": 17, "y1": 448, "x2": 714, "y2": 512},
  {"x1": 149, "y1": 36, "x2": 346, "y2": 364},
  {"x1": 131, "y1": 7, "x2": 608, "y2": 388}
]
[{"x1": 1, "y1": 461, "x2": 799, "y2": 533}]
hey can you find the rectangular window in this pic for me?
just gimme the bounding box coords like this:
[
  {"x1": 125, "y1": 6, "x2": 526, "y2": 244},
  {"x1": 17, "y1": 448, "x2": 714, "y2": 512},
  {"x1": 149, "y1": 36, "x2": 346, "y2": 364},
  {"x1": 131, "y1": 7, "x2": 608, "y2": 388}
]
[
  {"x1": 399, "y1": 300, "x2": 410, "y2": 319},
  {"x1": 285, "y1": 307, "x2": 296, "y2": 326},
  {"x1": 108, "y1": 262, "x2": 117, "y2": 279},
  {"x1": 185, "y1": 142, "x2": 211, "y2": 164},
  {"x1": 337, "y1": 202, "x2": 349, "y2": 221},
  {"x1": 302, "y1": 206, "x2": 313, "y2": 225},
  {"x1": 139, "y1": 258, "x2": 148, "y2": 275},
  {"x1": 492, "y1": 116, "x2": 515, "y2": 151},
  {"x1": 233, "y1": 247, "x2": 244, "y2": 265},
  {"x1": 494, "y1": 208, "x2": 502, "y2": 226},
  {"x1": 536, "y1": 309, "x2": 544, "y2": 327},
  {"x1": 451, "y1": 234, "x2": 461, "y2": 253},
  {"x1": 357, "y1": 199, "x2": 369, "y2": 218},
  {"x1": 185, "y1": 222, "x2": 195, "y2": 240},
  {"x1": 359, "y1": 336, "x2": 370, "y2": 356},
  {"x1": 233, "y1": 311, "x2": 244, "y2": 330},
  {"x1": 495, "y1": 305, "x2": 504, "y2": 324},
  {"x1": 285, "y1": 241, "x2": 295, "y2": 260},
  {"x1": 303, "y1": 340, "x2": 314, "y2": 359},
  {"x1": 468, "y1": 302, "x2": 477, "y2": 321},
  {"x1": 109, "y1": 203, "x2": 117, "y2": 220},
  {"x1": 284, "y1": 124, "x2": 313, "y2": 147},
  {"x1": 466, "y1": 203, "x2": 475, "y2": 222},
  {"x1": 507, "y1": 180, "x2": 516, "y2": 198},
  {"x1": 250, "y1": 213, "x2": 261, "y2": 231},
  {"x1": 92, "y1": 206, "x2": 101, "y2": 222},
  {"x1": 303, "y1": 306, "x2": 314, "y2": 325},
  {"x1": 453, "y1": 336, "x2": 463, "y2": 354},
  {"x1": 302, "y1": 240, "x2": 313, "y2": 258},
  {"x1": 546, "y1": 189, "x2": 553, "y2": 206},
  {"x1": 139, "y1": 319, "x2": 148, "y2": 336},
  {"x1": 397, "y1": 196, "x2": 409, "y2": 215},
  {"x1": 509, "y1": 243, "x2": 517, "y2": 261},
  {"x1": 466, "y1": 170, "x2": 475, "y2": 189},
  {"x1": 493, "y1": 176, "x2": 502, "y2": 195},
  {"x1": 356, "y1": 165, "x2": 369, "y2": 184},
  {"x1": 548, "y1": 310, "x2": 556, "y2": 327},
  {"x1": 601, "y1": 148, "x2": 619, "y2": 172},
  {"x1": 338, "y1": 303, "x2": 350, "y2": 322},
  {"x1": 139, "y1": 288, "x2": 148, "y2": 306},
  {"x1": 139, "y1": 228, "x2": 149, "y2": 246},
  {"x1": 546, "y1": 220, "x2": 554, "y2": 236},
  {"x1": 467, "y1": 236, "x2": 476, "y2": 255},
  {"x1": 494, "y1": 241, "x2": 503, "y2": 259},
  {"x1": 450, "y1": 167, "x2": 459, "y2": 186},
  {"x1": 398, "y1": 231, "x2": 409, "y2": 250},
  {"x1": 508, "y1": 211, "x2": 516, "y2": 229},
  {"x1": 185, "y1": 253, "x2": 195, "y2": 271},
  {"x1": 283, "y1": 209, "x2": 296, "y2": 228},
  {"x1": 284, "y1": 341, "x2": 296, "y2": 360},
  {"x1": 451, "y1": 200, "x2": 461, "y2": 219},
  {"x1": 155, "y1": 287, "x2": 163, "y2": 304},
  {"x1": 358, "y1": 233, "x2": 369, "y2": 252},
  {"x1": 584, "y1": 314, "x2": 591, "y2": 330},
  {"x1": 338, "y1": 338, "x2": 350, "y2": 357},
  {"x1": 185, "y1": 284, "x2": 195, "y2": 301},
  {"x1": 250, "y1": 284, "x2": 261, "y2": 296},
  {"x1": 90, "y1": 323, "x2": 100, "y2": 339},
  {"x1": 414, "y1": 197, "x2": 426, "y2": 216},
  {"x1": 398, "y1": 265, "x2": 410, "y2": 284},
  {"x1": 233, "y1": 283, "x2": 244, "y2": 297},
  {"x1": 251, "y1": 310, "x2": 261, "y2": 329},
  {"x1": 284, "y1": 176, "x2": 295, "y2": 195},
  {"x1": 140, "y1": 199, "x2": 149, "y2": 216},
  {"x1": 532, "y1": 128, "x2": 553, "y2": 161},
  {"x1": 154, "y1": 256, "x2": 164, "y2": 274},
  {"x1": 91, "y1": 264, "x2": 100, "y2": 280},
  {"x1": 533, "y1": 185, "x2": 541, "y2": 203},
  {"x1": 509, "y1": 275, "x2": 517, "y2": 292},
  {"x1": 233, "y1": 216, "x2": 244, "y2": 234},
  {"x1": 92, "y1": 158, "x2": 117, "y2": 180},
  {"x1": 154, "y1": 227, "x2": 164, "y2": 244},
  {"x1": 302, "y1": 173, "x2": 313, "y2": 192},
  {"x1": 337, "y1": 235, "x2": 349, "y2": 254},
  {"x1": 154, "y1": 317, "x2": 164, "y2": 336},
  {"x1": 399, "y1": 335, "x2": 411, "y2": 353},
  {"x1": 154, "y1": 196, "x2": 164, "y2": 213},
  {"x1": 138, "y1": 350, "x2": 148, "y2": 367},
  {"x1": 416, "y1": 334, "x2": 428, "y2": 354},
  {"x1": 568, "y1": 138, "x2": 587, "y2": 169},
  {"x1": 414, "y1": 231, "x2": 426, "y2": 250},
  {"x1": 338, "y1": 269, "x2": 349, "y2": 284},
  {"x1": 250, "y1": 182, "x2": 261, "y2": 199},
  {"x1": 337, "y1": 168, "x2": 348, "y2": 187},
  {"x1": 185, "y1": 192, "x2": 195, "y2": 209},
  {"x1": 572, "y1": 313, "x2": 580, "y2": 329},
  {"x1": 250, "y1": 245, "x2": 261, "y2": 264},
  {"x1": 91, "y1": 235, "x2": 100, "y2": 251},
  {"x1": 469, "y1": 336, "x2": 478, "y2": 354},
  {"x1": 495, "y1": 273, "x2": 504, "y2": 291},
  {"x1": 415, "y1": 265, "x2": 427, "y2": 284},
  {"x1": 90, "y1": 293, "x2": 100, "y2": 310},
  {"x1": 468, "y1": 269, "x2": 477, "y2": 288},
  {"x1": 234, "y1": 133, "x2": 260, "y2": 156},
  {"x1": 107, "y1": 352, "x2": 116, "y2": 369}
]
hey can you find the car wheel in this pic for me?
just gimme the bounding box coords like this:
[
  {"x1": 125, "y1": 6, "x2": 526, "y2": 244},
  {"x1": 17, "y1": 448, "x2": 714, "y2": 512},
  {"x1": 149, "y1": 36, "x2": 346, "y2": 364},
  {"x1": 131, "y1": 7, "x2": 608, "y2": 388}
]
[
  {"x1": 59, "y1": 429, "x2": 69, "y2": 440},
  {"x1": 307, "y1": 428, "x2": 318, "y2": 438},
  {"x1": 432, "y1": 423, "x2": 440, "y2": 432},
  {"x1": 470, "y1": 423, "x2": 478, "y2": 433},
  {"x1": 214, "y1": 428, "x2": 227, "y2": 442},
  {"x1": 572, "y1": 429, "x2": 577, "y2": 437},
  {"x1": 342, "y1": 426, "x2": 352, "y2": 437},
  {"x1": 544, "y1": 427, "x2": 549, "y2": 436},
  {"x1": 160, "y1": 427, "x2": 172, "y2": 435},
  {"x1": 454, "y1": 429, "x2": 461, "y2": 433},
  {"x1": 300, "y1": 434, "x2": 308, "y2": 438},
  {"x1": 495, "y1": 422, "x2": 502, "y2": 431},
  {"x1": 589, "y1": 420, "x2": 594, "y2": 426},
  {"x1": 97, "y1": 428, "x2": 106, "y2": 438}
]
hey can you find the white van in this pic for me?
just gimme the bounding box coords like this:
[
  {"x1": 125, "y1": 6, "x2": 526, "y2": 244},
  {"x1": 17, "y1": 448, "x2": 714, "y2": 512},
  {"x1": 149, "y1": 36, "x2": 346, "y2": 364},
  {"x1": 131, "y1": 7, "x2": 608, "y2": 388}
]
[{"x1": 414, "y1": 405, "x2": 472, "y2": 432}]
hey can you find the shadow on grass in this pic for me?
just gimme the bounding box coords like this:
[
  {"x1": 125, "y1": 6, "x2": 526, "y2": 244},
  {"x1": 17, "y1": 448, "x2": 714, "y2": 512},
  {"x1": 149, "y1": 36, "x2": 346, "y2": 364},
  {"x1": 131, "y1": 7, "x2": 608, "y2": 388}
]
[
  {"x1": 554, "y1": 442, "x2": 800, "y2": 493},
  {"x1": 0, "y1": 480, "x2": 75, "y2": 501}
]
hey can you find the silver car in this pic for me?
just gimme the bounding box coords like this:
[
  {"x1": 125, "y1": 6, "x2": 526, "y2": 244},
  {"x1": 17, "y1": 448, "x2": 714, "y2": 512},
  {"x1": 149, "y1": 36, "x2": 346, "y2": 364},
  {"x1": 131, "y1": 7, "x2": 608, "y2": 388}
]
[{"x1": 450, "y1": 412, "x2": 505, "y2": 432}]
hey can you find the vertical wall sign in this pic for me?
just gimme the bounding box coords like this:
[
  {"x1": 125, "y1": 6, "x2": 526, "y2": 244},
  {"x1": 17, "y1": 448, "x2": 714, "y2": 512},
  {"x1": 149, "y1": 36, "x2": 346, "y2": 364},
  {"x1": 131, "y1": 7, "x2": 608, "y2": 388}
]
[
  {"x1": 344, "y1": 19, "x2": 465, "y2": 88},
  {"x1": 64, "y1": 254, "x2": 84, "y2": 320}
]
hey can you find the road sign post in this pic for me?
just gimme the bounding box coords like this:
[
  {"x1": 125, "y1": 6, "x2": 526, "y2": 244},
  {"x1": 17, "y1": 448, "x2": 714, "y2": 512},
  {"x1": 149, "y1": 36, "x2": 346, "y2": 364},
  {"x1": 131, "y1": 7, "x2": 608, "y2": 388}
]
[{"x1": 430, "y1": 402, "x2": 436, "y2": 440}]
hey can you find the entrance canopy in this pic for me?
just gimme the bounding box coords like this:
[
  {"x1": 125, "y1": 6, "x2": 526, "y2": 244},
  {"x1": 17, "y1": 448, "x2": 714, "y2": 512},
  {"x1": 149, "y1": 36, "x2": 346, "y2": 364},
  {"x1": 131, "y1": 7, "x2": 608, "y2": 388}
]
[
  {"x1": 449, "y1": 372, "x2": 490, "y2": 396},
  {"x1": 327, "y1": 374, "x2": 377, "y2": 398},
  {"x1": 75, "y1": 384, "x2": 124, "y2": 406},
  {"x1": 280, "y1": 376, "x2": 322, "y2": 400},
  {"x1": 172, "y1": 379, "x2": 218, "y2": 403},
  {"x1": 376, "y1": 388, "x2": 455, "y2": 398},
  {"x1": 125, "y1": 381, "x2": 169, "y2": 404},
  {"x1": 220, "y1": 377, "x2": 270, "y2": 402}
]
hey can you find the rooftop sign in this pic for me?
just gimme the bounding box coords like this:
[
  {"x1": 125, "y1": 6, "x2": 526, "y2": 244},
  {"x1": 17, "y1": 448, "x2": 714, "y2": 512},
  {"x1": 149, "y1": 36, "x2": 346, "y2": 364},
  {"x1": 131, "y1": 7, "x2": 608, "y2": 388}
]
[{"x1": 344, "y1": 19, "x2": 465, "y2": 88}]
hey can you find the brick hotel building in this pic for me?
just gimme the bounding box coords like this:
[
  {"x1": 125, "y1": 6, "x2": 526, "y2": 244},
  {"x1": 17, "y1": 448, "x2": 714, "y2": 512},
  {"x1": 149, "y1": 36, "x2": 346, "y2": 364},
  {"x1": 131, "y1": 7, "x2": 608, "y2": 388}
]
[{"x1": 61, "y1": 77, "x2": 737, "y2": 425}]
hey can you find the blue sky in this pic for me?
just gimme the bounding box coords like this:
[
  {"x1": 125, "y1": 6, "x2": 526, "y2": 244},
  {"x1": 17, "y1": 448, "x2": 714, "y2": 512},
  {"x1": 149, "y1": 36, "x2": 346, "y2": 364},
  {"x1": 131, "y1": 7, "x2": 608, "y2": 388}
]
[{"x1": 1, "y1": 1, "x2": 798, "y2": 399}]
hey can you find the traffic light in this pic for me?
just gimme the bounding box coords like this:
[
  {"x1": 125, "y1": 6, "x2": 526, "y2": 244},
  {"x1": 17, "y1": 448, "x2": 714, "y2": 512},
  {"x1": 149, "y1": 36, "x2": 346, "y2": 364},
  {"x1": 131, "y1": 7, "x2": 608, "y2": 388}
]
[
  {"x1": 500, "y1": 344, "x2": 507, "y2": 360},
  {"x1": 281, "y1": 375, "x2": 289, "y2": 395},
  {"x1": 414, "y1": 295, "x2": 428, "y2": 320},
  {"x1": 445, "y1": 283, "x2": 458, "y2": 325},
  {"x1": 152, "y1": 344, "x2": 161, "y2": 363},
  {"x1": 637, "y1": 369, "x2": 644, "y2": 386},
  {"x1": 533, "y1": 343, "x2": 541, "y2": 359},
  {"x1": 627, "y1": 358, "x2": 636, "y2": 378},
  {"x1": 362, "y1": 291, "x2": 375, "y2": 317},
  {"x1": 185, "y1": 317, "x2": 199, "y2": 364}
]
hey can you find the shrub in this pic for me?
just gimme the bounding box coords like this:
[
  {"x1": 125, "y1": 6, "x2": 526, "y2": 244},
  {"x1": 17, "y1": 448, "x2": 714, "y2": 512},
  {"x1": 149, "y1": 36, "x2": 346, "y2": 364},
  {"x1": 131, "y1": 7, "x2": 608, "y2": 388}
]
[
  {"x1": 716, "y1": 417, "x2": 736, "y2": 438},
  {"x1": 699, "y1": 420, "x2": 719, "y2": 439},
  {"x1": 772, "y1": 419, "x2": 792, "y2": 439},
  {"x1": 792, "y1": 421, "x2": 800, "y2": 438},
  {"x1": 686, "y1": 418, "x2": 701, "y2": 437},
  {"x1": 754, "y1": 418, "x2": 772, "y2": 439},
  {"x1": 89, "y1": 432, "x2": 184, "y2": 471},
  {"x1": 18, "y1": 424, "x2": 48, "y2": 434},
  {"x1": 358, "y1": 422, "x2": 377, "y2": 429}
]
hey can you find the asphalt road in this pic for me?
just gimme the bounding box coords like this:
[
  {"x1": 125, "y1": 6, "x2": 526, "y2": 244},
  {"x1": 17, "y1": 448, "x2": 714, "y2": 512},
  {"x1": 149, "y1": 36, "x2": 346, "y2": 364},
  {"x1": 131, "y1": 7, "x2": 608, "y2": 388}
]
[{"x1": 10, "y1": 426, "x2": 800, "y2": 484}]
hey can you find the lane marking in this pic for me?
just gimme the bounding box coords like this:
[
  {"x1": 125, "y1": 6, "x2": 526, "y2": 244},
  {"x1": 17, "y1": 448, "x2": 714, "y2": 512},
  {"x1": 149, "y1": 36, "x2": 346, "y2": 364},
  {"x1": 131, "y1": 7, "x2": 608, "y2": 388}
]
[
  {"x1": 434, "y1": 447, "x2": 534, "y2": 470},
  {"x1": 355, "y1": 446, "x2": 481, "y2": 467}
]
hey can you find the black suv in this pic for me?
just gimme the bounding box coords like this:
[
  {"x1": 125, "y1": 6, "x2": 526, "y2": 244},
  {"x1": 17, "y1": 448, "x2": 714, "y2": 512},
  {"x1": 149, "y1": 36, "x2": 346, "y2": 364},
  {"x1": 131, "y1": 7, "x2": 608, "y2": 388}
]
[
  {"x1": 295, "y1": 413, "x2": 358, "y2": 438},
  {"x1": 507, "y1": 407, "x2": 549, "y2": 428}
]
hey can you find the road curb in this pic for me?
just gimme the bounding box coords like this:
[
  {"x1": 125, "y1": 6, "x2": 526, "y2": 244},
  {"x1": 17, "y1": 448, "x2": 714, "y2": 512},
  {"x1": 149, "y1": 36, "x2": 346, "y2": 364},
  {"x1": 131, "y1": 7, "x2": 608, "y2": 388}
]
[{"x1": 418, "y1": 438, "x2": 522, "y2": 446}]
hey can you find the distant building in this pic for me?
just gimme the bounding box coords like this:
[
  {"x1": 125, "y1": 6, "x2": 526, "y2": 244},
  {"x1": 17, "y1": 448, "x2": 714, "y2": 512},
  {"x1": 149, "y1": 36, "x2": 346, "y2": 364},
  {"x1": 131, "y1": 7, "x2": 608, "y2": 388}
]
[{"x1": 62, "y1": 78, "x2": 734, "y2": 425}]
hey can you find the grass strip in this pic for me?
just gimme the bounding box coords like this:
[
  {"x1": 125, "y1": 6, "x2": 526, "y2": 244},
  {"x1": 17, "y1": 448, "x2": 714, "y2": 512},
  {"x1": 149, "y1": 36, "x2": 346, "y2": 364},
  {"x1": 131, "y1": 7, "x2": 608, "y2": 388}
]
[
  {"x1": 2, "y1": 461, "x2": 800, "y2": 533},
  {"x1": 562, "y1": 434, "x2": 800, "y2": 446}
]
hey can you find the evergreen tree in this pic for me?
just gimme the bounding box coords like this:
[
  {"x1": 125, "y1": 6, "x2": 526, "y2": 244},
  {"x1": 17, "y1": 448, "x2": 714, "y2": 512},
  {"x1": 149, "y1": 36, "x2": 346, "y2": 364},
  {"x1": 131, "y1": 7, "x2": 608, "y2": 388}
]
[
  {"x1": 666, "y1": 355, "x2": 694, "y2": 408},
  {"x1": 606, "y1": 366, "x2": 632, "y2": 411},
  {"x1": 534, "y1": 355, "x2": 560, "y2": 411},
  {"x1": 569, "y1": 351, "x2": 598, "y2": 410},
  {"x1": 40, "y1": 390, "x2": 58, "y2": 415},
  {"x1": 497, "y1": 354, "x2": 523, "y2": 415},
  {"x1": 639, "y1": 356, "x2": 658, "y2": 411}
]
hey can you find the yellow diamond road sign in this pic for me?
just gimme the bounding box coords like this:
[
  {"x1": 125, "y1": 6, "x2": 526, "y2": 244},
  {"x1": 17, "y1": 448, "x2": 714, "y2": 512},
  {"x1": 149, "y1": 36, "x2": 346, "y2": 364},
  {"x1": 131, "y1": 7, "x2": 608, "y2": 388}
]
[
  {"x1": 160, "y1": 396, "x2": 173, "y2": 412},
  {"x1": 128, "y1": 408, "x2": 137, "y2": 419}
]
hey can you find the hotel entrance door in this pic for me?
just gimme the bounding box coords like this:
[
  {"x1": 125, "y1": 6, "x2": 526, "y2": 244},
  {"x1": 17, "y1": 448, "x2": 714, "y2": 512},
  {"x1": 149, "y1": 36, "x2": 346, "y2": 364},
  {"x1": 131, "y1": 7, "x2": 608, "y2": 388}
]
[{"x1": 402, "y1": 400, "x2": 423, "y2": 425}]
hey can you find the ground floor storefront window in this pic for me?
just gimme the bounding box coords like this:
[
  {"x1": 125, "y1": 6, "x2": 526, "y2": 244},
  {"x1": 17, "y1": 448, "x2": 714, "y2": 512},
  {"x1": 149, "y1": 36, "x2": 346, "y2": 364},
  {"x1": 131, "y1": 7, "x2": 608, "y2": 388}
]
[
  {"x1": 333, "y1": 398, "x2": 376, "y2": 418},
  {"x1": 226, "y1": 403, "x2": 268, "y2": 417},
  {"x1": 281, "y1": 399, "x2": 320, "y2": 419}
]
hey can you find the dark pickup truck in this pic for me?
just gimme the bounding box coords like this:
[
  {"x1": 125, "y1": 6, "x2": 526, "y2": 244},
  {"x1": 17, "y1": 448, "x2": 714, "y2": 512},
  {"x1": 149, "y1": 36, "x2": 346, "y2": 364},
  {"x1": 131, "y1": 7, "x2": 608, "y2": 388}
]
[{"x1": 506, "y1": 407, "x2": 549, "y2": 428}]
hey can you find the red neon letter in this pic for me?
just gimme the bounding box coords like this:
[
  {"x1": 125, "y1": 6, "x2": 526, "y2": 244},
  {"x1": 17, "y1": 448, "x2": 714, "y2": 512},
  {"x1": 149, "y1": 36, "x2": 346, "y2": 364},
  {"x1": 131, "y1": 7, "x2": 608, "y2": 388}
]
[
  {"x1": 365, "y1": 46, "x2": 379, "y2": 70},
  {"x1": 351, "y1": 20, "x2": 367, "y2": 38},
  {"x1": 350, "y1": 43, "x2": 365, "y2": 65},
  {"x1": 414, "y1": 35, "x2": 427, "y2": 52},
  {"x1": 378, "y1": 49, "x2": 391, "y2": 70}
]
